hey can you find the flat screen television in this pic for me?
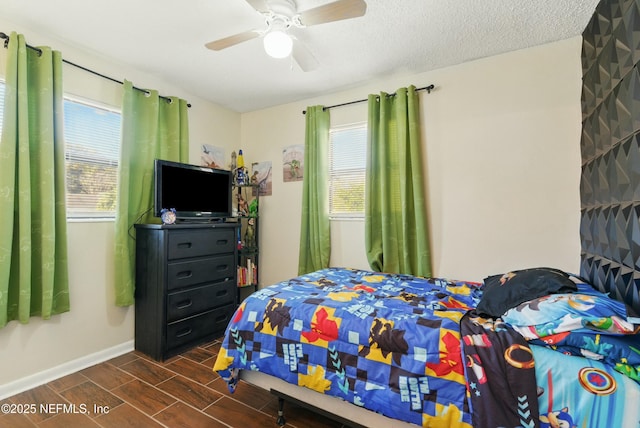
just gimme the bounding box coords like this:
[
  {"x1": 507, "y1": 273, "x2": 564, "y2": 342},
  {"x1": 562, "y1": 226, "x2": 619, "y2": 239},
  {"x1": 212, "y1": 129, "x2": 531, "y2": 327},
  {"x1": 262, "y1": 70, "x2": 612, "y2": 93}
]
[{"x1": 154, "y1": 159, "x2": 232, "y2": 221}]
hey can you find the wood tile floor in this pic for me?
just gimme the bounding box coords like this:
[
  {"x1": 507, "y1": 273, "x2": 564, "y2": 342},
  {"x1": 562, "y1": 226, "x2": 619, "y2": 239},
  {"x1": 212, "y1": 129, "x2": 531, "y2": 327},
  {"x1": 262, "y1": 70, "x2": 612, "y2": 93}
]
[{"x1": 0, "y1": 338, "x2": 343, "y2": 428}]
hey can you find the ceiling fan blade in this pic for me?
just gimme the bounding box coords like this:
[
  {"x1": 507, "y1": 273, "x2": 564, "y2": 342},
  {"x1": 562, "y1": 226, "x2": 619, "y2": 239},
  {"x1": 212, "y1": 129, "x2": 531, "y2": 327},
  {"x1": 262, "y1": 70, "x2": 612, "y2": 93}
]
[
  {"x1": 244, "y1": 0, "x2": 270, "y2": 13},
  {"x1": 298, "y1": 0, "x2": 367, "y2": 27},
  {"x1": 292, "y1": 40, "x2": 319, "y2": 72},
  {"x1": 205, "y1": 30, "x2": 260, "y2": 51}
]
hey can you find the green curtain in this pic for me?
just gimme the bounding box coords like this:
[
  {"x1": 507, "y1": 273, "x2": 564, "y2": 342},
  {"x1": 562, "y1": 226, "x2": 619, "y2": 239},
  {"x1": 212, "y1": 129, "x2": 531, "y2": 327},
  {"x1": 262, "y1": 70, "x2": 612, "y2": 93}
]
[
  {"x1": 114, "y1": 81, "x2": 189, "y2": 306},
  {"x1": 298, "y1": 105, "x2": 331, "y2": 275},
  {"x1": 0, "y1": 32, "x2": 70, "y2": 328},
  {"x1": 365, "y1": 85, "x2": 432, "y2": 277}
]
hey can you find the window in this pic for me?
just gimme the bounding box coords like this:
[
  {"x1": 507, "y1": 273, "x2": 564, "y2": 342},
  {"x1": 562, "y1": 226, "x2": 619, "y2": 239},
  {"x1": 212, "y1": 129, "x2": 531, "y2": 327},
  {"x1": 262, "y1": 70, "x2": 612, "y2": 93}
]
[
  {"x1": 329, "y1": 123, "x2": 367, "y2": 218},
  {"x1": 64, "y1": 97, "x2": 121, "y2": 219}
]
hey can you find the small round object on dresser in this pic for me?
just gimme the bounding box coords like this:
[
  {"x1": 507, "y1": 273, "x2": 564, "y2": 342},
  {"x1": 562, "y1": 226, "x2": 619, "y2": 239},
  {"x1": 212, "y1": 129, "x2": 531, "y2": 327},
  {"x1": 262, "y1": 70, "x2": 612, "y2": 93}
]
[{"x1": 160, "y1": 208, "x2": 177, "y2": 225}]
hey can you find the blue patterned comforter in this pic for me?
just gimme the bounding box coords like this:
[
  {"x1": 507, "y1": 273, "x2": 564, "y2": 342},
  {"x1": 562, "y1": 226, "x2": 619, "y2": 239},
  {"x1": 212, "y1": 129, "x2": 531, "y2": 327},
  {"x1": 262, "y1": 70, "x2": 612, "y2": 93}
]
[{"x1": 214, "y1": 267, "x2": 482, "y2": 427}]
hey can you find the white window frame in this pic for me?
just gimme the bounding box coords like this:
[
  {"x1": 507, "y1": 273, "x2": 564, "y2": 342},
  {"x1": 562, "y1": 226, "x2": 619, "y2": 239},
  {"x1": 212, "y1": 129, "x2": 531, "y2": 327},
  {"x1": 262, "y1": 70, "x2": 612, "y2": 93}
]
[{"x1": 63, "y1": 94, "x2": 121, "y2": 221}]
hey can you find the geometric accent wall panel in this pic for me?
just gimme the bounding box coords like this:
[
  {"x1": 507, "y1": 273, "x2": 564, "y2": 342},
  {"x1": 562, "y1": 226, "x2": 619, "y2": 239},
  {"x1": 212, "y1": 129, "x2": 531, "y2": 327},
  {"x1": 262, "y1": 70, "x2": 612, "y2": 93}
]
[{"x1": 581, "y1": 0, "x2": 640, "y2": 314}]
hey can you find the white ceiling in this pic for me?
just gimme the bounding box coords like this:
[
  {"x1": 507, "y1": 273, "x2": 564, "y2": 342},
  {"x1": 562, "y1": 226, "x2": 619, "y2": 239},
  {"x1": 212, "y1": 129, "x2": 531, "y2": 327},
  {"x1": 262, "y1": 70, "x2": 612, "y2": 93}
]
[{"x1": 0, "y1": 0, "x2": 600, "y2": 113}]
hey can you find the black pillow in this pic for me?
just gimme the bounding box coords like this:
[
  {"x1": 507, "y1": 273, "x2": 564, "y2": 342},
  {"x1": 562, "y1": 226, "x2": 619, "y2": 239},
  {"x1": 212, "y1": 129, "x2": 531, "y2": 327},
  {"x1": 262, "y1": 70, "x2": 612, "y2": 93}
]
[{"x1": 476, "y1": 267, "x2": 578, "y2": 317}]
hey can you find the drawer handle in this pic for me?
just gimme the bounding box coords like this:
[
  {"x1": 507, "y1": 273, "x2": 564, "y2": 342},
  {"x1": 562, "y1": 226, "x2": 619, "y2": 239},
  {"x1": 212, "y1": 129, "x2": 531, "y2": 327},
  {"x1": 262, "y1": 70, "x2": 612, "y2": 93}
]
[
  {"x1": 176, "y1": 299, "x2": 192, "y2": 309},
  {"x1": 176, "y1": 328, "x2": 192, "y2": 338},
  {"x1": 177, "y1": 242, "x2": 193, "y2": 249},
  {"x1": 216, "y1": 239, "x2": 229, "y2": 245},
  {"x1": 216, "y1": 290, "x2": 228, "y2": 297},
  {"x1": 216, "y1": 314, "x2": 229, "y2": 323},
  {"x1": 176, "y1": 270, "x2": 193, "y2": 279},
  {"x1": 216, "y1": 264, "x2": 229, "y2": 271}
]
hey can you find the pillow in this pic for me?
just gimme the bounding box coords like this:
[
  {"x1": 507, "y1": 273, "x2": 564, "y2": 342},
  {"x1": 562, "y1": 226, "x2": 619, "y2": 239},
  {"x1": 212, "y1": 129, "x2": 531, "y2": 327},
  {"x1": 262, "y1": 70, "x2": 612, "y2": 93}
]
[{"x1": 476, "y1": 267, "x2": 578, "y2": 317}]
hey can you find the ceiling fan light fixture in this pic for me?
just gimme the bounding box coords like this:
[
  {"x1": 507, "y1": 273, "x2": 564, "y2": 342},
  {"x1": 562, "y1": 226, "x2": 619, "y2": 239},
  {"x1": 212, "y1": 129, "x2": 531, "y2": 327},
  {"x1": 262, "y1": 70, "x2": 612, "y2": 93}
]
[{"x1": 263, "y1": 30, "x2": 293, "y2": 59}]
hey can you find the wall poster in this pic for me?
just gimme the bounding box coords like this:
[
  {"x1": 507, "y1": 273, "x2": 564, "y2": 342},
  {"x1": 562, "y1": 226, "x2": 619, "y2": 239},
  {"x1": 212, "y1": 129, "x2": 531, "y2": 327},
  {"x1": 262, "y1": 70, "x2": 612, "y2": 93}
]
[
  {"x1": 282, "y1": 144, "x2": 304, "y2": 182},
  {"x1": 251, "y1": 161, "x2": 273, "y2": 196}
]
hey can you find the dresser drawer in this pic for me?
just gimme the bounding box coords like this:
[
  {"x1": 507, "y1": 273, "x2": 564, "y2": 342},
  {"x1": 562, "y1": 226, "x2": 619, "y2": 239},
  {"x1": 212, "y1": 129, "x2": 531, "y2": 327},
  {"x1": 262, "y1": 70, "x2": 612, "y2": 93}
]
[
  {"x1": 167, "y1": 254, "x2": 235, "y2": 290},
  {"x1": 167, "y1": 228, "x2": 235, "y2": 260},
  {"x1": 166, "y1": 305, "x2": 235, "y2": 350},
  {"x1": 166, "y1": 279, "x2": 235, "y2": 322}
]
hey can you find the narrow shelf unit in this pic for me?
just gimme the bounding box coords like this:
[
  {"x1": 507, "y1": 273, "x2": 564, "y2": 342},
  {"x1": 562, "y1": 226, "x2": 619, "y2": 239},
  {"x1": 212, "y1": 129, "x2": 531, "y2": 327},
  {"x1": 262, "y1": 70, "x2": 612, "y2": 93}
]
[{"x1": 231, "y1": 184, "x2": 260, "y2": 302}]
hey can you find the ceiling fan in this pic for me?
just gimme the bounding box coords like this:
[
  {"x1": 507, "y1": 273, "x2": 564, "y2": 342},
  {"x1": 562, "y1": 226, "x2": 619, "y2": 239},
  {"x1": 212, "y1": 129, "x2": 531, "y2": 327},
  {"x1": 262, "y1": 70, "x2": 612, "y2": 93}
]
[{"x1": 205, "y1": 0, "x2": 367, "y2": 71}]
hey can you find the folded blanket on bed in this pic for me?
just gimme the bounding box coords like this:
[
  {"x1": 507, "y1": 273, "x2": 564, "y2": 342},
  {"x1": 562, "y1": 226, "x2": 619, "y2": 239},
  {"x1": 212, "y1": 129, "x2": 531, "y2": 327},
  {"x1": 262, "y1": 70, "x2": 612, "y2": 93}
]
[
  {"x1": 462, "y1": 311, "x2": 640, "y2": 428},
  {"x1": 502, "y1": 281, "x2": 640, "y2": 383},
  {"x1": 460, "y1": 310, "x2": 539, "y2": 428}
]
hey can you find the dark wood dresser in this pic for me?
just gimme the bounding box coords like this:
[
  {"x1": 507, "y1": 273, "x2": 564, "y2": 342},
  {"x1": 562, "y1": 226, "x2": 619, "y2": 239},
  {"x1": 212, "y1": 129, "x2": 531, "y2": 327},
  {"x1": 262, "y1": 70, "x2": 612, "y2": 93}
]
[{"x1": 134, "y1": 223, "x2": 238, "y2": 361}]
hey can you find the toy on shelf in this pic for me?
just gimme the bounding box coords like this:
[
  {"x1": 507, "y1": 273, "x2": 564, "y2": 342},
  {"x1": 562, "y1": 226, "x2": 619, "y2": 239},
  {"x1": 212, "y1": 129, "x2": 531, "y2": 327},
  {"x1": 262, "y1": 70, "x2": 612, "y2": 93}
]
[
  {"x1": 248, "y1": 198, "x2": 258, "y2": 218},
  {"x1": 234, "y1": 149, "x2": 249, "y2": 185},
  {"x1": 237, "y1": 193, "x2": 249, "y2": 216},
  {"x1": 244, "y1": 218, "x2": 256, "y2": 248}
]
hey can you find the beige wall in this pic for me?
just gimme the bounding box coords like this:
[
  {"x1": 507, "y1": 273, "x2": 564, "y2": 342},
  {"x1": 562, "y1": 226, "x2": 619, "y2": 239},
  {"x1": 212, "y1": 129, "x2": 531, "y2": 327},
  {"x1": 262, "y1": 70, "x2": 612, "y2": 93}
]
[
  {"x1": 0, "y1": 19, "x2": 241, "y2": 393},
  {"x1": 242, "y1": 36, "x2": 583, "y2": 287}
]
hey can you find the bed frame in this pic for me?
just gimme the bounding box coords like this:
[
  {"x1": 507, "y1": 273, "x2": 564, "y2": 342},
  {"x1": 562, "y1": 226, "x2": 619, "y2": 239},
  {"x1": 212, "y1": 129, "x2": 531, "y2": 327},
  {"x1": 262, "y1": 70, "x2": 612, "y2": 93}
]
[{"x1": 240, "y1": 370, "x2": 416, "y2": 428}]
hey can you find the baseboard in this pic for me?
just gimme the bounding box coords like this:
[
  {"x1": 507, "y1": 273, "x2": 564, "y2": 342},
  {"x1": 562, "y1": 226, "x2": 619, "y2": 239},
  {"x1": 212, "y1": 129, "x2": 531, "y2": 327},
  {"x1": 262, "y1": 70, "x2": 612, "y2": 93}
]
[{"x1": 0, "y1": 340, "x2": 134, "y2": 400}]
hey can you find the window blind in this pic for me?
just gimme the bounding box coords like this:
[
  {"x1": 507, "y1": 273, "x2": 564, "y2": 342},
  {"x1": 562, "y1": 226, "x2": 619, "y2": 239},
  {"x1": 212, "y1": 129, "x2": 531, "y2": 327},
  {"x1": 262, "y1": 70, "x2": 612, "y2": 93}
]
[
  {"x1": 329, "y1": 123, "x2": 367, "y2": 218},
  {"x1": 64, "y1": 98, "x2": 121, "y2": 218}
]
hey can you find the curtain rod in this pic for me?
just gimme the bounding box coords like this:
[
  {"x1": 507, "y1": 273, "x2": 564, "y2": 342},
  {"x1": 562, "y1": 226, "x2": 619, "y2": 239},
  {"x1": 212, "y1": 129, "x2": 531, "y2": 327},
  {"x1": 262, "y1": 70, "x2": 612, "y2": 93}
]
[
  {"x1": 0, "y1": 31, "x2": 191, "y2": 108},
  {"x1": 301, "y1": 84, "x2": 435, "y2": 115}
]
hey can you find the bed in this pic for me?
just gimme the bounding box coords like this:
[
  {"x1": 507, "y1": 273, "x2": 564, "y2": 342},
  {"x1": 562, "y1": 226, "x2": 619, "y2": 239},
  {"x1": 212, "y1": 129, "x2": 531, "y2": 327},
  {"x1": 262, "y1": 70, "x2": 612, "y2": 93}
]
[{"x1": 212, "y1": 267, "x2": 640, "y2": 427}]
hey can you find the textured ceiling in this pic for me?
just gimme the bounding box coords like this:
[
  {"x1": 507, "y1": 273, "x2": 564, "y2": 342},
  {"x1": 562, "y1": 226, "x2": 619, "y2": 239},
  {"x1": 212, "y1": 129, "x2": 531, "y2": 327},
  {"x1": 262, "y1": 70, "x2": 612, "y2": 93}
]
[{"x1": 0, "y1": 0, "x2": 600, "y2": 112}]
